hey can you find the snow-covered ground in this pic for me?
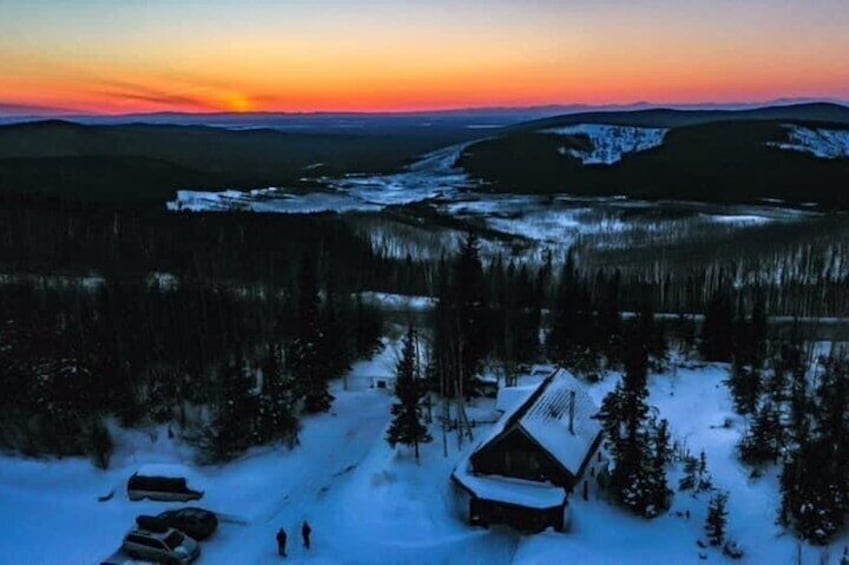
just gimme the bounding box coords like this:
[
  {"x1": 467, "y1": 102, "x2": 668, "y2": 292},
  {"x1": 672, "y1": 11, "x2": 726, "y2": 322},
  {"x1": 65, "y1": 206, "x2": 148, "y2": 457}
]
[
  {"x1": 768, "y1": 124, "x2": 849, "y2": 159},
  {"x1": 359, "y1": 291, "x2": 436, "y2": 312},
  {"x1": 542, "y1": 124, "x2": 668, "y2": 165},
  {"x1": 167, "y1": 142, "x2": 479, "y2": 214},
  {"x1": 2, "y1": 346, "x2": 845, "y2": 564}
]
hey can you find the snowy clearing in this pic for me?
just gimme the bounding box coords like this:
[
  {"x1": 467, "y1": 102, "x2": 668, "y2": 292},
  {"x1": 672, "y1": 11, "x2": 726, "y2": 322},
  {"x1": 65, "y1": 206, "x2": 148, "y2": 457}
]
[
  {"x1": 1, "y1": 349, "x2": 846, "y2": 564},
  {"x1": 768, "y1": 124, "x2": 849, "y2": 159},
  {"x1": 542, "y1": 124, "x2": 668, "y2": 165}
]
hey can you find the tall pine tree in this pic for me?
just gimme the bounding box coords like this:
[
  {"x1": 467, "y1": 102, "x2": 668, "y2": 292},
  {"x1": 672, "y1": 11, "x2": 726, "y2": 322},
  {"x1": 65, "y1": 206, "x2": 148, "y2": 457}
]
[
  {"x1": 600, "y1": 340, "x2": 670, "y2": 517},
  {"x1": 386, "y1": 324, "x2": 432, "y2": 462},
  {"x1": 289, "y1": 251, "x2": 334, "y2": 413}
]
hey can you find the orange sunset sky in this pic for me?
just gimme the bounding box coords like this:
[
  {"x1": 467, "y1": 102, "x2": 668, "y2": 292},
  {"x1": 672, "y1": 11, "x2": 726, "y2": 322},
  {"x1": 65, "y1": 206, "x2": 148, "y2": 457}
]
[{"x1": 1, "y1": 0, "x2": 848, "y2": 114}]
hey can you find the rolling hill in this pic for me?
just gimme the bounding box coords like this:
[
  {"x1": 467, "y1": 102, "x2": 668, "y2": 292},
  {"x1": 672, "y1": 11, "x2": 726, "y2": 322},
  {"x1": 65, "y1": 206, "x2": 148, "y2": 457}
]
[
  {"x1": 458, "y1": 104, "x2": 849, "y2": 209},
  {"x1": 0, "y1": 120, "x2": 483, "y2": 204}
]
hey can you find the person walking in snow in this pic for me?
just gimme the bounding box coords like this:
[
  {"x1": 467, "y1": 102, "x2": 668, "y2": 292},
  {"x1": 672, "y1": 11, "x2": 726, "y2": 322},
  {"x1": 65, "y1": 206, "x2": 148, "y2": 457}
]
[
  {"x1": 301, "y1": 520, "x2": 312, "y2": 550},
  {"x1": 276, "y1": 527, "x2": 287, "y2": 557}
]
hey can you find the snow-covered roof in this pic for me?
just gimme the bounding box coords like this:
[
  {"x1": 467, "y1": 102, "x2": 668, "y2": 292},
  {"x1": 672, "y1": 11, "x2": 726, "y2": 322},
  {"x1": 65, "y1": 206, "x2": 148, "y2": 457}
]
[
  {"x1": 452, "y1": 458, "x2": 567, "y2": 509},
  {"x1": 519, "y1": 373, "x2": 602, "y2": 474},
  {"x1": 473, "y1": 369, "x2": 601, "y2": 476}
]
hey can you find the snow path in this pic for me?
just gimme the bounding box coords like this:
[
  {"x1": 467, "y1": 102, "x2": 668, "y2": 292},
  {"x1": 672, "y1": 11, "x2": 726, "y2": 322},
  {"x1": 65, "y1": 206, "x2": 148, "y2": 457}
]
[{"x1": 201, "y1": 387, "x2": 395, "y2": 564}]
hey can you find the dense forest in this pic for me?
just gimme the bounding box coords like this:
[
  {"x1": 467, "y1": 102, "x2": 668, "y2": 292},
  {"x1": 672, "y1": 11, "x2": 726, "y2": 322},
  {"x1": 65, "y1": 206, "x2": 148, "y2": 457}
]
[{"x1": 0, "y1": 120, "x2": 481, "y2": 204}]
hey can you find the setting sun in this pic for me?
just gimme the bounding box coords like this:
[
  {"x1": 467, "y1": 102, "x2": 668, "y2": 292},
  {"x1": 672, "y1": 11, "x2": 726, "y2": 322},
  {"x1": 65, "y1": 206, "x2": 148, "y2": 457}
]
[{"x1": 226, "y1": 94, "x2": 254, "y2": 113}]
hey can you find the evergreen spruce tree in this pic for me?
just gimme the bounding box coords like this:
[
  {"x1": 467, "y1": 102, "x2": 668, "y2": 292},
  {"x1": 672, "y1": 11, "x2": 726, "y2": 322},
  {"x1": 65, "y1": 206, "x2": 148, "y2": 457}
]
[
  {"x1": 701, "y1": 287, "x2": 735, "y2": 362},
  {"x1": 548, "y1": 249, "x2": 600, "y2": 380},
  {"x1": 740, "y1": 401, "x2": 781, "y2": 465},
  {"x1": 454, "y1": 233, "x2": 488, "y2": 397},
  {"x1": 646, "y1": 417, "x2": 673, "y2": 512},
  {"x1": 679, "y1": 454, "x2": 699, "y2": 492},
  {"x1": 200, "y1": 348, "x2": 256, "y2": 462},
  {"x1": 750, "y1": 293, "x2": 768, "y2": 369},
  {"x1": 386, "y1": 324, "x2": 432, "y2": 462},
  {"x1": 320, "y1": 272, "x2": 352, "y2": 379},
  {"x1": 728, "y1": 360, "x2": 761, "y2": 415},
  {"x1": 697, "y1": 450, "x2": 713, "y2": 492},
  {"x1": 597, "y1": 269, "x2": 622, "y2": 366},
  {"x1": 600, "y1": 340, "x2": 670, "y2": 517},
  {"x1": 705, "y1": 492, "x2": 729, "y2": 546},
  {"x1": 257, "y1": 344, "x2": 299, "y2": 447},
  {"x1": 289, "y1": 251, "x2": 334, "y2": 413},
  {"x1": 777, "y1": 355, "x2": 849, "y2": 544},
  {"x1": 432, "y1": 255, "x2": 457, "y2": 397}
]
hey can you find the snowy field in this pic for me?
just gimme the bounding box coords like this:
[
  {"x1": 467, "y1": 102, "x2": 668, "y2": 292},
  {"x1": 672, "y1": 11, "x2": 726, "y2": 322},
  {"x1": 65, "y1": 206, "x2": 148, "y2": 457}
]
[
  {"x1": 2, "y1": 343, "x2": 846, "y2": 564},
  {"x1": 542, "y1": 124, "x2": 668, "y2": 165}
]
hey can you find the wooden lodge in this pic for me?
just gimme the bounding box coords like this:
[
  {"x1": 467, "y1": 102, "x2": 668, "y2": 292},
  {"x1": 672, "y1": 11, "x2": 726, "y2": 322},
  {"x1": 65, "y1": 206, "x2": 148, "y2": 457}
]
[{"x1": 452, "y1": 369, "x2": 605, "y2": 533}]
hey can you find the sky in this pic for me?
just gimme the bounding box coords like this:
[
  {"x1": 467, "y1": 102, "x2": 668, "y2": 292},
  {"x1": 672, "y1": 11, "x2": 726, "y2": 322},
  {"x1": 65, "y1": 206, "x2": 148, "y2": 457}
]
[{"x1": 1, "y1": 0, "x2": 848, "y2": 114}]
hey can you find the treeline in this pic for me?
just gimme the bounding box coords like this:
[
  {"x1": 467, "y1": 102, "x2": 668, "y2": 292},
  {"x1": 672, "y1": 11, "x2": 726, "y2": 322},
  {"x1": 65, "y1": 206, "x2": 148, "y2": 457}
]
[
  {"x1": 0, "y1": 193, "x2": 442, "y2": 298},
  {"x1": 430, "y1": 235, "x2": 551, "y2": 401},
  {"x1": 580, "y1": 215, "x2": 849, "y2": 317},
  {"x1": 722, "y1": 323, "x2": 849, "y2": 545},
  {"x1": 0, "y1": 252, "x2": 383, "y2": 465}
]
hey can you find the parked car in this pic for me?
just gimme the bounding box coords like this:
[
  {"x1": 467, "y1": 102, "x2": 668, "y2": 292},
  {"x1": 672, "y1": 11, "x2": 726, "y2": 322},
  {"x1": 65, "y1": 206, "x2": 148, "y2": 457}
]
[
  {"x1": 155, "y1": 508, "x2": 219, "y2": 541},
  {"x1": 127, "y1": 464, "x2": 203, "y2": 502},
  {"x1": 122, "y1": 520, "x2": 200, "y2": 565}
]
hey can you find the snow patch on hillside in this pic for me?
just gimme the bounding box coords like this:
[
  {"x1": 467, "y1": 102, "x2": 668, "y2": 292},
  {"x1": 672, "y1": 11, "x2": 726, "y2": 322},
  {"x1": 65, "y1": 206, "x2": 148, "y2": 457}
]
[
  {"x1": 768, "y1": 124, "x2": 849, "y2": 159},
  {"x1": 543, "y1": 124, "x2": 668, "y2": 165}
]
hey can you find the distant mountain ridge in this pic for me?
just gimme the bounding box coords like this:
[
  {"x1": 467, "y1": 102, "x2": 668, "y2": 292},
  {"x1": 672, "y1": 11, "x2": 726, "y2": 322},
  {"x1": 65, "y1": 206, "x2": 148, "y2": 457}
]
[
  {"x1": 2, "y1": 99, "x2": 847, "y2": 130},
  {"x1": 509, "y1": 102, "x2": 849, "y2": 131}
]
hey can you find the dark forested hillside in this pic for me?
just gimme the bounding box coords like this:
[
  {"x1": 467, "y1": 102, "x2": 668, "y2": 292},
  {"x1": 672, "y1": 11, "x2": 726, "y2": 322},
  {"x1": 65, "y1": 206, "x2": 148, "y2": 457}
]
[
  {"x1": 508, "y1": 102, "x2": 849, "y2": 131},
  {"x1": 458, "y1": 119, "x2": 849, "y2": 208},
  {"x1": 0, "y1": 120, "x2": 482, "y2": 204}
]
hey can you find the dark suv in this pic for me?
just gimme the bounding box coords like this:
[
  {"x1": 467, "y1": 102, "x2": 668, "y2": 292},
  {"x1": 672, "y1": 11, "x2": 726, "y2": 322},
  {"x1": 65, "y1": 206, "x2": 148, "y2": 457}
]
[{"x1": 127, "y1": 474, "x2": 203, "y2": 502}]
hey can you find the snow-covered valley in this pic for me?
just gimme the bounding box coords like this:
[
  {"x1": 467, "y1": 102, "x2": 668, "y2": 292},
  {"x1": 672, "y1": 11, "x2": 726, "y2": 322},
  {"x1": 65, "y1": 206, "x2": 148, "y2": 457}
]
[
  {"x1": 166, "y1": 135, "x2": 823, "y2": 266},
  {"x1": 167, "y1": 142, "x2": 478, "y2": 215}
]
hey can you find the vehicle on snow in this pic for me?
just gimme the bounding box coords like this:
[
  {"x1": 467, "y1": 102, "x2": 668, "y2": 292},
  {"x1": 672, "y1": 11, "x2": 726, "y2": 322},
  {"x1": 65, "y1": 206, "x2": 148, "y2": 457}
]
[
  {"x1": 122, "y1": 517, "x2": 201, "y2": 564},
  {"x1": 154, "y1": 508, "x2": 219, "y2": 541},
  {"x1": 127, "y1": 464, "x2": 204, "y2": 502}
]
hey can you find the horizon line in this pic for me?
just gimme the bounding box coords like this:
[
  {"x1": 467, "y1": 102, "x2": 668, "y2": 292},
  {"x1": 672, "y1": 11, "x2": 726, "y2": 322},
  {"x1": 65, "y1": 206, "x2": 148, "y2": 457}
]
[{"x1": 2, "y1": 97, "x2": 849, "y2": 119}]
